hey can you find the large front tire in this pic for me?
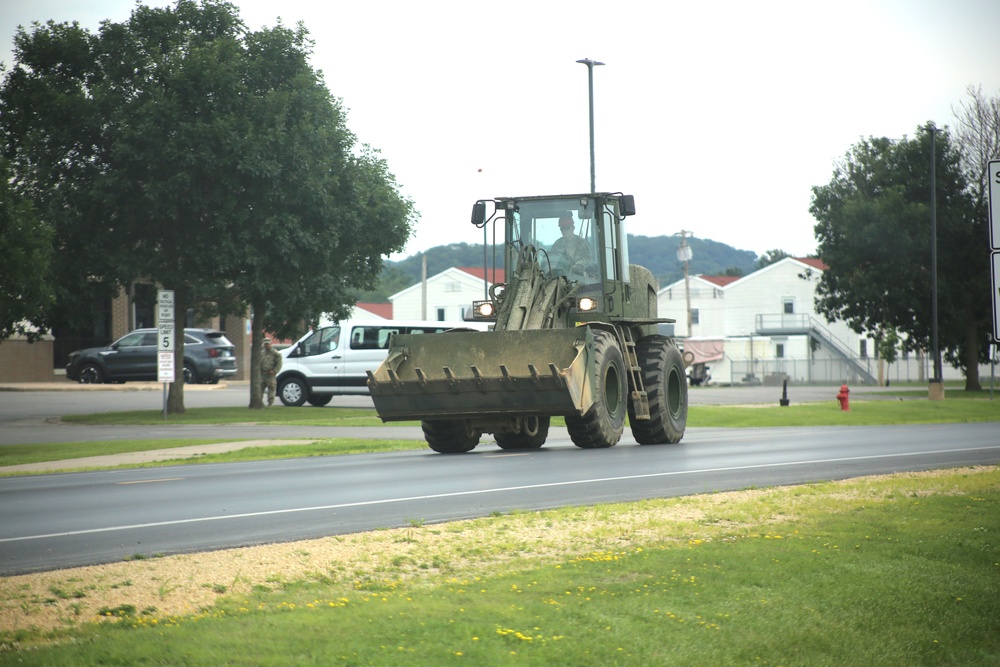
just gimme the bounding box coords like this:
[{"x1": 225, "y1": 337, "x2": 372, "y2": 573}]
[
  {"x1": 422, "y1": 419, "x2": 481, "y2": 454},
  {"x1": 495, "y1": 416, "x2": 550, "y2": 450},
  {"x1": 566, "y1": 330, "x2": 627, "y2": 449},
  {"x1": 629, "y1": 335, "x2": 687, "y2": 444}
]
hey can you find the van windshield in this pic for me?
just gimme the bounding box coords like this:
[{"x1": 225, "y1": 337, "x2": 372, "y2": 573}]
[{"x1": 298, "y1": 326, "x2": 341, "y2": 356}]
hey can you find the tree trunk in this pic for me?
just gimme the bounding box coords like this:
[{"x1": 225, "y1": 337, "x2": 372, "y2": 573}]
[
  {"x1": 166, "y1": 289, "x2": 186, "y2": 414},
  {"x1": 963, "y1": 324, "x2": 983, "y2": 391},
  {"x1": 248, "y1": 299, "x2": 265, "y2": 409}
]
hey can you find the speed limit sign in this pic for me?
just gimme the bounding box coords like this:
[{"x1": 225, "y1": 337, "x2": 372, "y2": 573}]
[{"x1": 157, "y1": 290, "x2": 175, "y2": 352}]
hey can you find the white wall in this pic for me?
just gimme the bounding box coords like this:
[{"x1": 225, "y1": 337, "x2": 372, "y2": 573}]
[{"x1": 390, "y1": 268, "x2": 492, "y2": 322}]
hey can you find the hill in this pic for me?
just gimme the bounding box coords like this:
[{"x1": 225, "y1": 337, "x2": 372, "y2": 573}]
[{"x1": 354, "y1": 236, "x2": 759, "y2": 302}]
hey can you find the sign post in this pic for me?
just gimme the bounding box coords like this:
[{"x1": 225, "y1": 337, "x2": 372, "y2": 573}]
[
  {"x1": 157, "y1": 290, "x2": 175, "y2": 419},
  {"x1": 989, "y1": 161, "x2": 999, "y2": 400}
]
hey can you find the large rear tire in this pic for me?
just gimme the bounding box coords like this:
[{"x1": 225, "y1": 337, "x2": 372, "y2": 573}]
[
  {"x1": 422, "y1": 419, "x2": 481, "y2": 453},
  {"x1": 495, "y1": 416, "x2": 550, "y2": 450},
  {"x1": 628, "y1": 335, "x2": 687, "y2": 444},
  {"x1": 566, "y1": 330, "x2": 627, "y2": 449}
]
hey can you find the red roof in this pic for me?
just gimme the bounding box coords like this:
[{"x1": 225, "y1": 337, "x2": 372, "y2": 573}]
[
  {"x1": 700, "y1": 275, "x2": 740, "y2": 287},
  {"x1": 795, "y1": 257, "x2": 828, "y2": 270},
  {"x1": 459, "y1": 267, "x2": 505, "y2": 283},
  {"x1": 355, "y1": 302, "x2": 393, "y2": 319}
]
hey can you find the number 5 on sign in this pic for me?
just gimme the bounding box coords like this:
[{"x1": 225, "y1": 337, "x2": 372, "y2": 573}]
[{"x1": 158, "y1": 322, "x2": 175, "y2": 352}]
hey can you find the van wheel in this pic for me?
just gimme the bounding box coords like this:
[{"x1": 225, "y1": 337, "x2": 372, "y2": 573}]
[
  {"x1": 566, "y1": 330, "x2": 626, "y2": 449},
  {"x1": 422, "y1": 419, "x2": 481, "y2": 453},
  {"x1": 307, "y1": 395, "x2": 333, "y2": 407},
  {"x1": 278, "y1": 377, "x2": 308, "y2": 406},
  {"x1": 629, "y1": 336, "x2": 687, "y2": 444},
  {"x1": 495, "y1": 416, "x2": 550, "y2": 449}
]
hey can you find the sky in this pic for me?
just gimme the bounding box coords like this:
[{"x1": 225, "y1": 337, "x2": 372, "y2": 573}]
[{"x1": 2, "y1": 0, "x2": 999, "y2": 262}]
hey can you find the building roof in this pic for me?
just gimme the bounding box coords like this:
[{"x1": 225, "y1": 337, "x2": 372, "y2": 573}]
[
  {"x1": 794, "y1": 257, "x2": 828, "y2": 271},
  {"x1": 355, "y1": 302, "x2": 393, "y2": 319},
  {"x1": 458, "y1": 266, "x2": 506, "y2": 283},
  {"x1": 699, "y1": 275, "x2": 740, "y2": 287}
]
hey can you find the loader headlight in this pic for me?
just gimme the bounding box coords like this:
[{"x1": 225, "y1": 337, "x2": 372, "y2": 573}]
[
  {"x1": 577, "y1": 296, "x2": 599, "y2": 312},
  {"x1": 472, "y1": 300, "x2": 496, "y2": 319}
]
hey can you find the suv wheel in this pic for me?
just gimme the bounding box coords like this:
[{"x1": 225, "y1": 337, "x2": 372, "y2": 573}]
[
  {"x1": 183, "y1": 364, "x2": 198, "y2": 384},
  {"x1": 78, "y1": 363, "x2": 104, "y2": 384}
]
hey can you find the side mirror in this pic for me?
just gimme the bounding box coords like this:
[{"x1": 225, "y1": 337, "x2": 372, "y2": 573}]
[
  {"x1": 471, "y1": 201, "x2": 487, "y2": 226},
  {"x1": 620, "y1": 194, "x2": 636, "y2": 217}
]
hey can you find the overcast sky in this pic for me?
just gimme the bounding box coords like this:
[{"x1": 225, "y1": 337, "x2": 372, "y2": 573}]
[{"x1": 3, "y1": 0, "x2": 999, "y2": 261}]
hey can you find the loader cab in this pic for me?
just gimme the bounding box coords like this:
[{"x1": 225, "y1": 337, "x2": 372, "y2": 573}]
[{"x1": 472, "y1": 193, "x2": 635, "y2": 321}]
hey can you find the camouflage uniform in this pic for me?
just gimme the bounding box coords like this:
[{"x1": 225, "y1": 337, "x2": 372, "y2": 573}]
[{"x1": 260, "y1": 341, "x2": 283, "y2": 406}]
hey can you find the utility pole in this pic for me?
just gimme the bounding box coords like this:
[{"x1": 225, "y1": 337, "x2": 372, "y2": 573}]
[
  {"x1": 576, "y1": 58, "x2": 604, "y2": 193},
  {"x1": 677, "y1": 230, "x2": 693, "y2": 336}
]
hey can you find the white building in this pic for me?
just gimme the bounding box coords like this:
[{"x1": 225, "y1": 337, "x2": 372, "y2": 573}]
[
  {"x1": 389, "y1": 267, "x2": 504, "y2": 322},
  {"x1": 658, "y1": 257, "x2": 956, "y2": 386}
]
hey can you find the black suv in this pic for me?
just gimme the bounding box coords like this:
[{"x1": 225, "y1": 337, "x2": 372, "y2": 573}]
[{"x1": 66, "y1": 328, "x2": 238, "y2": 384}]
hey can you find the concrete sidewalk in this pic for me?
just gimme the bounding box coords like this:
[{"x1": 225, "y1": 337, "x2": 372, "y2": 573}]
[
  {"x1": 1, "y1": 439, "x2": 316, "y2": 474},
  {"x1": 0, "y1": 380, "x2": 244, "y2": 392}
]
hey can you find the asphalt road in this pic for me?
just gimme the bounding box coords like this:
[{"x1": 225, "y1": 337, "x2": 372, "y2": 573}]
[
  {"x1": 0, "y1": 381, "x2": 912, "y2": 446},
  {"x1": 1, "y1": 420, "x2": 998, "y2": 575},
  {"x1": 2, "y1": 382, "x2": 997, "y2": 575}
]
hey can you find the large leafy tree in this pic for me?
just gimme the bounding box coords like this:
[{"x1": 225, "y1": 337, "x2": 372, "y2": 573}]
[
  {"x1": 810, "y1": 126, "x2": 989, "y2": 390},
  {"x1": 0, "y1": 0, "x2": 413, "y2": 410},
  {"x1": 0, "y1": 158, "x2": 53, "y2": 342}
]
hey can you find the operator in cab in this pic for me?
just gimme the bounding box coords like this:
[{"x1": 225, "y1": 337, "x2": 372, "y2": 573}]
[{"x1": 549, "y1": 213, "x2": 596, "y2": 278}]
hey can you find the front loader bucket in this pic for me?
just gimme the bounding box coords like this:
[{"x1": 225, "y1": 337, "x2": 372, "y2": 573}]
[{"x1": 367, "y1": 328, "x2": 596, "y2": 422}]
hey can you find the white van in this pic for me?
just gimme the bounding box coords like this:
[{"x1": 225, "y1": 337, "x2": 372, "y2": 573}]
[{"x1": 275, "y1": 319, "x2": 488, "y2": 406}]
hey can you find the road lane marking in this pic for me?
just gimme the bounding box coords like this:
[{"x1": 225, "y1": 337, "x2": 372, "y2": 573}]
[
  {"x1": 117, "y1": 478, "x2": 185, "y2": 485},
  {"x1": 2, "y1": 444, "x2": 998, "y2": 544}
]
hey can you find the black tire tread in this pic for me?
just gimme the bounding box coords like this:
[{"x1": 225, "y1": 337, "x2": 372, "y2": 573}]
[
  {"x1": 422, "y1": 419, "x2": 481, "y2": 454},
  {"x1": 628, "y1": 335, "x2": 687, "y2": 444},
  {"x1": 566, "y1": 330, "x2": 627, "y2": 449}
]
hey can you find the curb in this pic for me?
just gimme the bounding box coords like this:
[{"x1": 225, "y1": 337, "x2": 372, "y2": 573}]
[{"x1": 0, "y1": 381, "x2": 249, "y2": 392}]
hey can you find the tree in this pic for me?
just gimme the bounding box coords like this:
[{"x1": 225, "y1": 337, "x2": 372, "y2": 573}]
[
  {"x1": 754, "y1": 249, "x2": 790, "y2": 271},
  {"x1": 952, "y1": 86, "x2": 1000, "y2": 210},
  {"x1": 810, "y1": 127, "x2": 989, "y2": 390},
  {"x1": 0, "y1": 1, "x2": 413, "y2": 409},
  {"x1": 0, "y1": 158, "x2": 53, "y2": 342}
]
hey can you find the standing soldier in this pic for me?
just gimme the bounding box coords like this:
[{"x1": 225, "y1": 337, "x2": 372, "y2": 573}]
[{"x1": 260, "y1": 338, "x2": 282, "y2": 406}]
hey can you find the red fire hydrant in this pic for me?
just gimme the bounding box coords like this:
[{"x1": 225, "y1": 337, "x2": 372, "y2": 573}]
[{"x1": 837, "y1": 384, "x2": 850, "y2": 411}]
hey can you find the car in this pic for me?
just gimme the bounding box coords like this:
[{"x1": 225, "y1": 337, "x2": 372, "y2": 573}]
[
  {"x1": 66, "y1": 328, "x2": 238, "y2": 384},
  {"x1": 276, "y1": 319, "x2": 489, "y2": 406}
]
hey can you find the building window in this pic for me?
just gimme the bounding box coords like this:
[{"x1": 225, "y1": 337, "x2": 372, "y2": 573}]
[
  {"x1": 860, "y1": 340, "x2": 868, "y2": 358},
  {"x1": 690, "y1": 308, "x2": 699, "y2": 325},
  {"x1": 783, "y1": 299, "x2": 794, "y2": 314},
  {"x1": 445, "y1": 281, "x2": 462, "y2": 293},
  {"x1": 436, "y1": 307, "x2": 446, "y2": 321},
  {"x1": 775, "y1": 343, "x2": 785, "y2": 358}
]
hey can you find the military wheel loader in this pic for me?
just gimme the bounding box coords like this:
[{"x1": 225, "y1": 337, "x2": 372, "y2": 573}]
[{"x1": 367, "y1": 192, "x2": 689, "y2": 453}]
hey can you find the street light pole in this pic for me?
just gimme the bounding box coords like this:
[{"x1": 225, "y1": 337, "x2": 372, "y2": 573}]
[
  {"x1": 576, "y1": 58, "x2": 604, "y2": 193},
  {"x1": 926, "y1": 123, "x2": 944, "y2": 399}
]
